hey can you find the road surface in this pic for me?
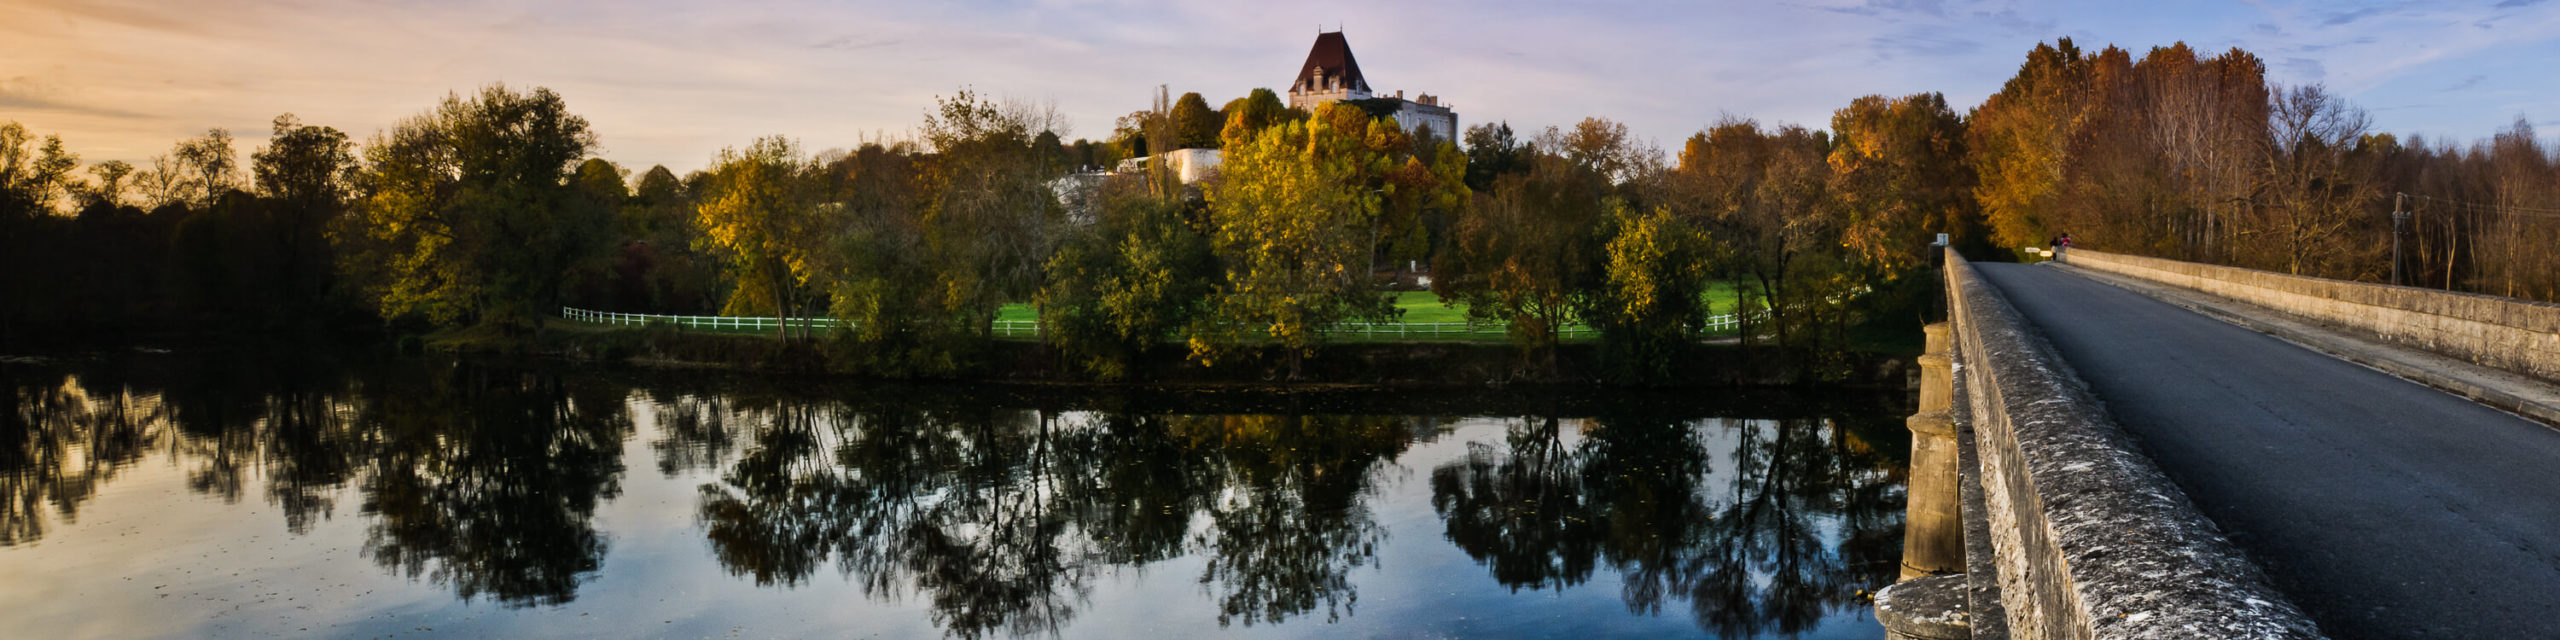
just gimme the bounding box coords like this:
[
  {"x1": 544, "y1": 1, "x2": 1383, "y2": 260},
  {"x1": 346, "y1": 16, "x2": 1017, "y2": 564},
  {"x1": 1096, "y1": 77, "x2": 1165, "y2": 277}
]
[{"x1": 1973, "y1": 262, "x2": 2560, "y2": 639}]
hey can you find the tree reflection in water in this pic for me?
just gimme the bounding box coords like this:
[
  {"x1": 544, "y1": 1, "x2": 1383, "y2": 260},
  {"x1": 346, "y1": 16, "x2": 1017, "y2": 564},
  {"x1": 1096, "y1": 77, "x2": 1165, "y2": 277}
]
[
  {"x1": 5, "y1": 358, "x2": 1902, "y2": 638},
  {"x1": 1431, "y1": 411, "x2": 1905, "y2": 639},
  {"x1": 0, "y1": 359, "x2": 632, "y2": 608},
  {"x1": 356, "y1": 364, "x2": 633, "y2": 608},
  {"x1": 694, "y1": 400, "x2": 1409, "y2": 639}
]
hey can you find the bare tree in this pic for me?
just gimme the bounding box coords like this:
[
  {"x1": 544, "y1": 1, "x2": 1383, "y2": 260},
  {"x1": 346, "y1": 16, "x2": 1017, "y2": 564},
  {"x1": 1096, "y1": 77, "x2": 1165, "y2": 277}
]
[{"x1": 2253, "y1": 84, "x2": 2379, "y2": 276}]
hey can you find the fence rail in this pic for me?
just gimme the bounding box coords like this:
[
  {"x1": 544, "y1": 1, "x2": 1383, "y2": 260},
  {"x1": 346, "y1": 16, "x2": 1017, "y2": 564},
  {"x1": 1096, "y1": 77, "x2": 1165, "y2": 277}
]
[{"x1": 562, "y1": 307, "x2": 1740, "y2": 339}]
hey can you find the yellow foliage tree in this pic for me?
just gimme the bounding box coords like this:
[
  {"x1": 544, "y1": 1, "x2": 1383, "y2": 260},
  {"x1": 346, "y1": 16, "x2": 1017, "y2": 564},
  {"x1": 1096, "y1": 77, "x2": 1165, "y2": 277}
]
[
  {"x1": 1198, "y1": 114, "x2": 1391, "y2": 378},
  {"x1": 696, "y1": 136, "x2": 823, "y2": 342}
]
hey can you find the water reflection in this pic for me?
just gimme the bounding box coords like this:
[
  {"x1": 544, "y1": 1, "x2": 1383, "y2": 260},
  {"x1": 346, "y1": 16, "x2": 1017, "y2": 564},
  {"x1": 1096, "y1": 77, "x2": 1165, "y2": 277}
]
[
  {"x1": 692, "y1": 403, "x2": 1410, "y2": 638},
  {"x1": 1432, "y1": 412, "x2": 1904, "y2": 638},
  {"x1": 1, "y1": 356, "x2": 1903, "y2": 638},
  {"x1": 2, "y1": 358, "x2": 630, "y2": 608},
  {"x1": 356, "y1": 365, "x2": 632, "y2": 607}
]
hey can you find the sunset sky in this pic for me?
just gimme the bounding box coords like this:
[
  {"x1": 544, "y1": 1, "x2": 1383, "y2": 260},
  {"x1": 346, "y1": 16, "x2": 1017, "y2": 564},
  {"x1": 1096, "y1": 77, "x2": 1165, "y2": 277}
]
[{"x1": 7, "y1": 0, "x2": 2560, "y2": 174}]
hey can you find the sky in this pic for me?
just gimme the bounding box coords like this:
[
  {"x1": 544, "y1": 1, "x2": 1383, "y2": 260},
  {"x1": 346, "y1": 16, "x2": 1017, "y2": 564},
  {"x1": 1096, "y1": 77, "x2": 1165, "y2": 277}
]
[{"x1": 7, "y1": 0, "x2": 2560, "y2": 175}]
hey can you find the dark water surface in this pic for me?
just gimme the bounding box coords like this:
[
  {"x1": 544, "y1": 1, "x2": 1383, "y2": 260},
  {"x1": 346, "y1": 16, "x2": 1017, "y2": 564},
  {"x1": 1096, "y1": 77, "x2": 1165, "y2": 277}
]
[{"x1": 0, "y1": 352, "x2": 1908, "y2": 639}]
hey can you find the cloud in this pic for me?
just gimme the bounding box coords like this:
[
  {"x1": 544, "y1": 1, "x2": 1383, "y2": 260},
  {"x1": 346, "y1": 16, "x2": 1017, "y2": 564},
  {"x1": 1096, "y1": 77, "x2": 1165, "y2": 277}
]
[
  {"x1": 2495, "y1": 0, "x2": 2547, "y2": 8},
  {"x1": 0, "y1": 76, "x2": 147, "y2": 120},
  {"x1": 2321, "y1": 6, "x2": 2388, "y2": 26},
  {"x1": 2283, "y1": 57, "x2": 2328, "y2": 80},
  {"x1": 2445, "y1": 75, "x2": 2489, "y2": 91},
  {"x1": 1872, "y1": 31, "x2": 1983, "y2": 60}
]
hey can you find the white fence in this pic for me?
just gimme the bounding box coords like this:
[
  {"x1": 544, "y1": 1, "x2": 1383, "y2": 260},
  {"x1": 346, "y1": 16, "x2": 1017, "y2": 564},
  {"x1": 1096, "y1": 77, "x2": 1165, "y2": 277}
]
[{"x1": 562, "y1": 307, "x2": 1740, "y2": 340}]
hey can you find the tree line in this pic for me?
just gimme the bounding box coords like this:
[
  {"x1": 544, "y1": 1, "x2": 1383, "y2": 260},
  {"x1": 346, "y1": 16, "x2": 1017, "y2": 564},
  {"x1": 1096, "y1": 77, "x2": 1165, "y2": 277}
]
[
  {"x1": 9, "y1": 39, "x2": 2560, "y2": 374},
  {"x1": 1970, "y1": 39, "x2": 2560, "y2": 300}
]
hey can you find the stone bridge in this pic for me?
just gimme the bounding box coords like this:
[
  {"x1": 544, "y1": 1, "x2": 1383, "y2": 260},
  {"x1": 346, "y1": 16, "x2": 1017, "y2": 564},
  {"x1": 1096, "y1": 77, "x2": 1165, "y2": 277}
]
[{"x1": 1875, "y1": 248, "x2": 2560, "y2": 639}]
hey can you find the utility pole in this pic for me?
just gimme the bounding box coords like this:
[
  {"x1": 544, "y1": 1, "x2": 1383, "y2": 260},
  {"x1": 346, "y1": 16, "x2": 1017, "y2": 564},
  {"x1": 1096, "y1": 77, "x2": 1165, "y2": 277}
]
[{"x1": 2392, "y1": 193, "x2": 2408, "y2": 286}]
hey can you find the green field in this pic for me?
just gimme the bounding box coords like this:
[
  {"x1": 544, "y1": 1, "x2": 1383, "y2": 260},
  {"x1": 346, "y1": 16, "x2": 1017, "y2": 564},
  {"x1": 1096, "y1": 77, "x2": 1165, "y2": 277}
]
[{"x1": 587, "y1": 284, "x2": 1753, "y2": 340}]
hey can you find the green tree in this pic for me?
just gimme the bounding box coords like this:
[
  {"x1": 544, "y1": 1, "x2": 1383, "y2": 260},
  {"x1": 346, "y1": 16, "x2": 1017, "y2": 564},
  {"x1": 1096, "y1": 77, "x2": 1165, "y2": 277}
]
[
  {"x1": 1037, "y1": 182, "x2": 1216, "y2": 380},
  {"x1": 1588, "y1": 199, "x2": 1714, "y2": 382},
  {"x1": 1461, "y1": 121, "x2": 1530, "y2": 191},
  {"x1": 341, "y1": 84, "x2": 602, "y2": 329},
  {"x1": 1172, "y1": 91, "x2": 1222, "y2": 149}
]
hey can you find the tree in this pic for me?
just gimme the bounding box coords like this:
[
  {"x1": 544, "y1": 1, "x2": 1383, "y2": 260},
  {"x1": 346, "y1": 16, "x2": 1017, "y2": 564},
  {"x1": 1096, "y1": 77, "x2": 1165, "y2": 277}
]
[
  {"x1": 1219, "y1": 88, "x2": 1293, "y2": 148},
  {"x1": 173, "y1": 128, "x2": 242, "y2": 207},
  {"x1": 1462, "y1": 121, "x2": 1530, "y2": 191},
  {"x1": 252, "y1": 114, "x2": 359, "y2": 308},
  {"x1": 1827, "y1": 93, "x2": 1978, "y2": 272},
  {"x1": 2250, "y1": 84, "x2": 2380, "y2": 277},
  {"x1": 1970, "y1": 39, "x2": 2092, "y2": 251},
  {"x1": 74, "y1": 160, "x2": 134, "y2": 209},
  {"x1": 1673, "y1": 118, "x2": 1838, "y2": 351},
  {"x1": 341, "y1": 84, "x2": 601, "y2": 329},
  {"x1": 696, "y1": 137, "x2": 823, "y2": 342},
  {"x1": 1172, "y1": 91, "x2": 1222, "y2": 149},
  {"x1": 916, "y1": 90, "x2": 1062, "y2": 336},
  {"x1": 1037, "y1": 182, "x2": 1215, "y2": 380},
  {"x1": 1588, "y1": 200, "x2": 1715, "y2": 382},
  {"x1": 1437, "y1": 149, "x2": 1607, "y2": 374},
  {"x1": 0, "y1": 122, "x2": 79, "y2": 218},
  {"x1": 1198, "y1": 116, "x2": 1392, "y2": 378}
]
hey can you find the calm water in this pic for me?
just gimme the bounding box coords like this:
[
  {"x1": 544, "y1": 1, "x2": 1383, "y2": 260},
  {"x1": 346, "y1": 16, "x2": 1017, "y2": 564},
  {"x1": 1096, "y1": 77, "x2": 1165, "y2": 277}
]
[{"x1": 0, "y1": 352, "x2": 1909, "y2": 639}]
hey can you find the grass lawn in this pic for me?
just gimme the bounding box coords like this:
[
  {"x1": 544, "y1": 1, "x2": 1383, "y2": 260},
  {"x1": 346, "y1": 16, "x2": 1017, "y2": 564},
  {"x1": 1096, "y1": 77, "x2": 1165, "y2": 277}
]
[{"x1": 602, "y1": 283, "x2": 1755, "y2": 340}]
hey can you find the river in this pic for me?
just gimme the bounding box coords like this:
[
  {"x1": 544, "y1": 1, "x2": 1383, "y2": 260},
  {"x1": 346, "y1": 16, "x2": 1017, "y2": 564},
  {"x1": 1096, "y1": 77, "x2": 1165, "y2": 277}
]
[{"x1": 0, "y1": 351, "x2": 1908, "y2": 639}]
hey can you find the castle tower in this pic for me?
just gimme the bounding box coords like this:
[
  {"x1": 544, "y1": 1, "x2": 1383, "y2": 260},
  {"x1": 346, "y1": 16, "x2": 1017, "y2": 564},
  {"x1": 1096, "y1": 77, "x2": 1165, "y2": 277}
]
[
  {"x1": 1287, "y1": 31, "x2": 1372, "y2": 110},
  {"x1": 1284, "y1": 30, "x2": 1458, "y2": 142}
]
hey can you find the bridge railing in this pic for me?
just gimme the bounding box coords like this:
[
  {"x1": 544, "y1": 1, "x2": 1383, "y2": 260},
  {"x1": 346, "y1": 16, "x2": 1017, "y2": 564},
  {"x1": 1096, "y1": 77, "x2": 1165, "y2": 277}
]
[
  {"x1": 1941, "y1": 247, "x2": 2322, "y2": 638},
  {"x1": 2062, "y1": 248, "x2": 2560, "y2": 386}
]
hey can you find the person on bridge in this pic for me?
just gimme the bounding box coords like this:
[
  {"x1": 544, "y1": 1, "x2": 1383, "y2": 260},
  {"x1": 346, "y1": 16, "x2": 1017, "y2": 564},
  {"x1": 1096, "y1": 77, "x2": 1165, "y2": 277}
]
[{"x1": 2054, "y1": 233, "x2": 2073, "y2": 260}]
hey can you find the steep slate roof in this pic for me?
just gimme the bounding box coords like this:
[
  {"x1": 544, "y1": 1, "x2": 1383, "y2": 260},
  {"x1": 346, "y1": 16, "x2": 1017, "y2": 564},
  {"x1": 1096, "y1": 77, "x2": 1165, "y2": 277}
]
[{"x1": 1291, "y1": 31, "x2": 1370, "y2": 93}]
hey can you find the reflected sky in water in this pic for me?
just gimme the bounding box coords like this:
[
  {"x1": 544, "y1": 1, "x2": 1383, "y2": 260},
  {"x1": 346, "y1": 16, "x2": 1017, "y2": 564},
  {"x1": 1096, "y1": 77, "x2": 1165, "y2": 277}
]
[{"x1": 0, "y1": 353, "x2": 1908, "y2": 639}]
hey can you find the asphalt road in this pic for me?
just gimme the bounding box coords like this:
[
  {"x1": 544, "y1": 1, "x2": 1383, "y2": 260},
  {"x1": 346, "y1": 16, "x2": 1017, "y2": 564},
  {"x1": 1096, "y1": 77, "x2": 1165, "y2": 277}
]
[{"x1": 1972, "y1": 262, "x2": 2560, "y2": 639}]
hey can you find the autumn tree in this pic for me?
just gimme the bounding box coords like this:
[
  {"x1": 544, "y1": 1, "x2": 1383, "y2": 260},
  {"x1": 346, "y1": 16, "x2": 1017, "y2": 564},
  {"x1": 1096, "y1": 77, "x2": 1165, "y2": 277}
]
[
  {"x1": 1437, "y1": 142, "x2": 1607, "y2": 374},
  {"x1": 1827, "y1": 92, "x2": 1978, "y2": 272},
  {"x1": 1970, "y1": 39, "x2": 2093, "y2": 251},
  {"x1": 1219, "y1": 88, "x2": 1295, "y2": 148},
  {"x1": 1198, "y1": 114, "x2": 1392, "y2": 378},
  {"x1": 697, "y1": 137, "x2": 826, "y2": 342},
  {"x1": 1672, "y1": 118, "x2": 1837, "y2": 350}
]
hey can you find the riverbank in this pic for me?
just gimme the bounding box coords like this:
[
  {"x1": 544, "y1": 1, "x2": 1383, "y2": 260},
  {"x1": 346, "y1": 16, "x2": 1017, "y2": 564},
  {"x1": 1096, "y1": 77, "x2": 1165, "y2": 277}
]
[{"x1": 473, "y1": 319, "x2": 1920, "y2": 388}]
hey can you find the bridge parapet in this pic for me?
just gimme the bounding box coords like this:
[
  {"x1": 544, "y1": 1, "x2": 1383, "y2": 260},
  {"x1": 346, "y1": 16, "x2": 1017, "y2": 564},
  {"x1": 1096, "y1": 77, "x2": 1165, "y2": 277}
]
[
  {"x1": 2064, "y1": 248, "x2": 2560, "y2": 385},
  {"x1": 1927, "y1": 248, "x2": 2322, "y2": 639}
]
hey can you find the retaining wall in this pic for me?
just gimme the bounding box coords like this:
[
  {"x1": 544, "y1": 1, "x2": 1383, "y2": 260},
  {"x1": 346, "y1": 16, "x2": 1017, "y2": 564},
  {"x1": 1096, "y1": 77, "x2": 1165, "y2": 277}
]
[
  {"x1": 1944, "y1": 248, "x2": 2321, "y2": 638},
  {"x1": 2064, "y1": 249, "x2": 2560, "y2": 384}
]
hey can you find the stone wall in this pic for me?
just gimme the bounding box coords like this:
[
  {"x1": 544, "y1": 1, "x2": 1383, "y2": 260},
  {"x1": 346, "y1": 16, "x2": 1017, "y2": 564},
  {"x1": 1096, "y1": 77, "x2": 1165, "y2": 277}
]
[
  {"x1": 1944, "y1": 249, "x2": 2321, "y2": 638},
  {"x1": 2064, "y1": 248, "x2": 2560, "y2": 384}
]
